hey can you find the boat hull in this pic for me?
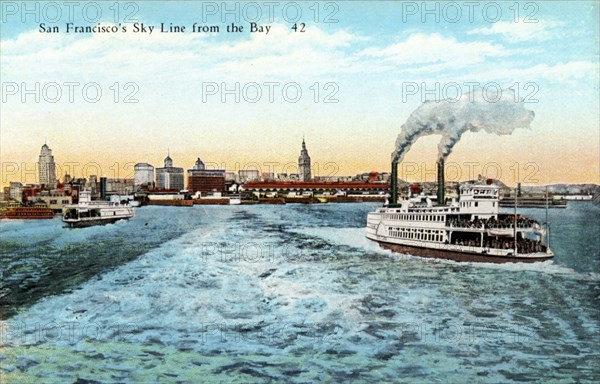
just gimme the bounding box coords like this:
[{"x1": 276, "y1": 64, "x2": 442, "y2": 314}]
[
  {"x1": 193, "y1": 198, "x2": 230, "y2": 205},
  {"x1": 63, "y1": 217, "x2": 130, "y2": 228},
  {"x1": 284, "y1": 197, "x2": 323, "y2": 204},
  {"x1": 499, "y1": 199, "x2": 566, "y2": 208},
  {"x1": 2, "y1": 213, "x2": 55, "y2": 219},
  {"x1": 370, "y1": 238, "x2": 553, "y2": 264},
  {"x1": 322, "y1": 196, "x2": 363, "y2": 203},
  {"x1": 147, "y1": 199, "x2": 193, "y2": 207},
  {"x1": 258, "y1": 198, "x2": 286, "y2": 204}
]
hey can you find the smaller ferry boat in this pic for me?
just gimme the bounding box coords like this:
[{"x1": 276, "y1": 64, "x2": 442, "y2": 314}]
[
  {"x1": 499, "y1": 195, "x2": 566, "y2": 209},
  {"x1": 284, "y1": 191, "x2": 326, "y2": 204},
  {"x1": 146, "y1": 192, "x2": 193, "y2": 207},
  {"x1": 192, "y1": 192, "x2": 231, "y2": 205},
  {"x1": 62, "y1": 190, "x2": 134, "y2": 228}
]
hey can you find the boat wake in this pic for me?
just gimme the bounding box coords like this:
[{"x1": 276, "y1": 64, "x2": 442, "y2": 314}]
[{"x1": 2, "y1": 204, "x2": 598, "y2": 383}]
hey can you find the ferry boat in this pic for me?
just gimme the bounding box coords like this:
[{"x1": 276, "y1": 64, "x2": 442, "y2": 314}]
[
  {"x1": 366, "y1": 162, "x2": 553, "y2": 263},
  {"x1": 62, "y1": 190, "x2": 135, "y2": 228},
  {"x1": 146, "y1": 192, "x2": 193, "y2": 207},
  {"x1": 192, "y1": 192, "x2": 242, "y2": 205},
  {"x1": 1, "y1": 206, "x2": 55, "y2": 219},
  {"x1": 147, "y1": 199, "x2": 193, "y2": 207},
  {"x1": 499, "y1": 195, "x2": 566, "y2": 208}
]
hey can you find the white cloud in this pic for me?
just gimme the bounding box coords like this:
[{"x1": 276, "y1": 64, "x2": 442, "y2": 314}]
[
  {"x1": 0, "y1": 24, "x2": 366, "y2": 82},
  {"x1": 1, "y1": 26, "x2": 595, "y2": 92},
  {"x1": 395, "y1": 60, "x2": 596, "y2": 86},
  {"x1": 477, "y1": 61, "x2": 599, "y2": 84},
  {"x1": 359, "y1": 33, "x2": 506, "y2": 68},
  {"x1": 353, "y1": 32, "x2": 597, "y2": 85},
  {"x1": 467, "y1": 20, "x2": 563, "y2": 42}
]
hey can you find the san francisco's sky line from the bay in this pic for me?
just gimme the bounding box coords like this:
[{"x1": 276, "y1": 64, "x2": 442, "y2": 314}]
[{"x1": 0, "y1": 1, "x2": 598, "y2": 186}]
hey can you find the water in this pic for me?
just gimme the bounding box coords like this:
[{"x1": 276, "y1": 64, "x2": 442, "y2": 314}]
[{"x1": 1, "y1": 202, "x2": 599, "y2": 383}]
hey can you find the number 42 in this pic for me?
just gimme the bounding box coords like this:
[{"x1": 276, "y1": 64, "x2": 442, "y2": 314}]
[{"x1": 291, "y1": 23, "x2": 306, "y2": 32}]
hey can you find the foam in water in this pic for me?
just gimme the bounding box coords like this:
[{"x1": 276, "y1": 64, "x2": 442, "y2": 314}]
[{"x1": 2, "y1": 204, "x2": 598, "y2": 382}]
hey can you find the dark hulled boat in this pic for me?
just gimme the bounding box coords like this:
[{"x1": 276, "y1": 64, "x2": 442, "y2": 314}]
[{"x1": 1, "y1": 207, "x2": 55, "y2": 219}]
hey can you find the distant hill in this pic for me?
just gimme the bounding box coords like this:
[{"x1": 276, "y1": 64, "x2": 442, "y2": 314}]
[
  {"x1": 522, "y1": 184, "x2": 600, "y2": 194},
  {"x1": 397, "y1": 179, "x2": 599, "y2": 196}
]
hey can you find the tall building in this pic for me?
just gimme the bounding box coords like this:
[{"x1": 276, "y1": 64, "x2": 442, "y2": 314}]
[
  {"x1": 298, "y1": 139, "x2": 312, "y2": 182},
  {"x1": 155, "y1": 154, "x2": 184, "y2": 191},
  {"x1": 134, "y1": 163, "x2": 155, "y2": 188},
  {"x1": 88, "y1": 175, "x2": 99, "y2": 198},
  {"x1": 239, "y1": 169, "x2": 260, "y2": 183},
  {"x1": 9, "y1": 182, "x2": 24, "y2": 203},
  {"x1": 38, "y1": 142, "x2": 57, "y2": 188},
  {"x1": 106, "y1": 178, "x2": 135, "y2": 195},
  {"x1": 187, "y1": 157, "x2": 226, "y2": 194},
  {"x1": 225, "y1": 172, "x2": 238, "y2": 183}
]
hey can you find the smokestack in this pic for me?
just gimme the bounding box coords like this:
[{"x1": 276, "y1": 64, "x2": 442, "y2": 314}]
[
  {"x1": 390, "y1": 161, "x2": 398, "y2": 205},
  {"x1": 437, "y1": 159, "x2": 445, "y2": 205},
  {"x1": 100, "y1": 177, "x2": 107, "y2": 200}
]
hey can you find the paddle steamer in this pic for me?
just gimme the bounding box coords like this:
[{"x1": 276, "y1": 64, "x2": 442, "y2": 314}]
[{"x1": 366, "y1": 162, "x2": 553, "y2": 263}]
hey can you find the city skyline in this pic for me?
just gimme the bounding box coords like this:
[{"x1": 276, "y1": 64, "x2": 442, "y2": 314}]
[
  {"x1": 4, "y1": 139, "x2": 370, "y2": 186},
  {"x1": 1, "y1": 2, "x2": 598, "y2": 186},
  {"x1": 2, "y1": 138, "x2": 598, "y2": 190}
]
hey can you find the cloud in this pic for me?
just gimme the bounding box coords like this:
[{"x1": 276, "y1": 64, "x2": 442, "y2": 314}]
[
  {"x1": 391, "y1": 59, "x2": 599, "y2": 87},
  {"x1": 0, "y1": 25, "x2": 595, "y2": 90},
  {"x1": 358, "y1": 33, "x2": 506, "y2": 69},
  {"x1": 353, "y1": 32, "x2": 596, "y2": 85},
  {"x1": 467, "y1": 20, "x2": 563, "y2": 42},
  {"x1": 0, "y1": 24, "x2": 366, "y2": 82},
  {"x1": 482, "y1": 61, "x2": 599, "y2": 84}
]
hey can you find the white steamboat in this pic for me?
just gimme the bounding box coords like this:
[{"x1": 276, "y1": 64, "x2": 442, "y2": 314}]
[{"x1": 366, "y1": 162, "x2": 553, "y2": 263}]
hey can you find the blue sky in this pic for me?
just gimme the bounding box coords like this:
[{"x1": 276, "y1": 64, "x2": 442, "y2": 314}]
[{"x1": 1, "y1": 1, "x2": 598, "y2": 184}]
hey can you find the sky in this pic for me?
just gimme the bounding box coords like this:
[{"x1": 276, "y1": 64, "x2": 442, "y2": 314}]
[{"x1": 1, "y1": 1, "x2": 598, "y2": 187}]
